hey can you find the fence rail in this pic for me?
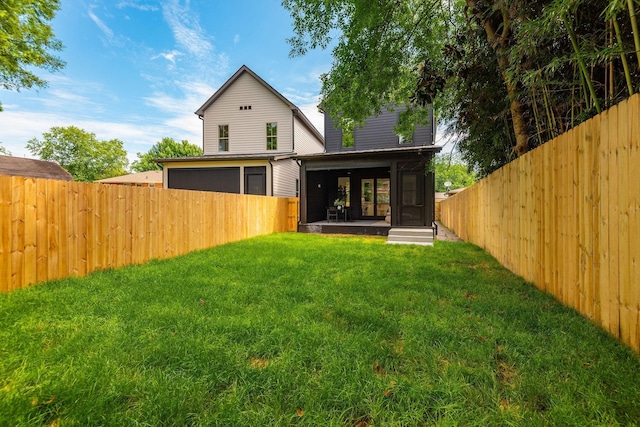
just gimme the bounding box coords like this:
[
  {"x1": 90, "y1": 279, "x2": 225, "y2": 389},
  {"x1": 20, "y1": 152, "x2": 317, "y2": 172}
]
[
  {"x1": 0, "y1": 178, "x2": 299, "y2": 292},
  {"x1": 440, "y1": 94, "x2": 640, "y2": 353}
]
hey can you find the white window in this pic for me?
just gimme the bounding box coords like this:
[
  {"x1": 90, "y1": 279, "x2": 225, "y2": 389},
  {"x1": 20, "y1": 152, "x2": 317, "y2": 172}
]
[
  {"x1": 219, "y1": 125, "x2": 229, "y2": 151},
  {"x1": 266, "y1": 122, "x2": 277, "y2": 150}
]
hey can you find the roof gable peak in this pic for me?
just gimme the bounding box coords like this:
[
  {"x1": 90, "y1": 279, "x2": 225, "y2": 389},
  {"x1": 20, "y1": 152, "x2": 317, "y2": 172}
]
[{"x1": 195, "y1": 65, "x2": 294, "y2": 117}]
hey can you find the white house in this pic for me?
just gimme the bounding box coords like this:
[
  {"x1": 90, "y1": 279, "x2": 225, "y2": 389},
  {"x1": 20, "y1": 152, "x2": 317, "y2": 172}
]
[{"x1": 157, "y1": 65, "x2": 324, "y2": 197}]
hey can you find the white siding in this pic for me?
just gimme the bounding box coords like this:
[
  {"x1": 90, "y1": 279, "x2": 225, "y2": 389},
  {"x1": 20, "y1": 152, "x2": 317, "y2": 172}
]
[
  {"x1": 272, "y1": 159, "x2": 299, "y2": 198},
  {"x1": 202, "y1": 72, "x2": 293, "y2": 155},
  {"x1": 294, "y1": 116, "x2": 324, "y2": 155}
]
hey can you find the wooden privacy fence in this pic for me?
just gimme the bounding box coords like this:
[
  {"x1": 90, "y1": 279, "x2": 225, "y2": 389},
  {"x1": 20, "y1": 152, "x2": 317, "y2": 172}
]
[
  {"x1": 0, "y1": 177, "x2": 299, "y2": 292},
  {"x1": 440, "y1": 94, "x2": 640, "y2": 353}
]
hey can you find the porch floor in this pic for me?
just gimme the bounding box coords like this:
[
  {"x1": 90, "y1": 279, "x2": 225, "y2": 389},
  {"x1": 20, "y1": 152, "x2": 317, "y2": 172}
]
[{"x1": 298, "y1": 220, "x2": 391, "y2": 236}]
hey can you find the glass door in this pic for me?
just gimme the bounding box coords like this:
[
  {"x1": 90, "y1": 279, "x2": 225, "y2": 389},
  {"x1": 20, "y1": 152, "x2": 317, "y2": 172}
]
[{"x1": 361, "y1": 178, "x2": 390, "y2": 218}]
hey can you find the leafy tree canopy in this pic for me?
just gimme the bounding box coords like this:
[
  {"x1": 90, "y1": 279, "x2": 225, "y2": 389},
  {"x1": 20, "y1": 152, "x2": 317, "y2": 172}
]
[
  {"x1": 0, "y1": 143, "x2": 10, "y2": 155},
  {"x1": 0, "y1": 0, "x2": 65, "y2": 111},
  {"x1": 284, "y1": 0, "x2": 446, "y2": 126},
  {"x1": 26, "y1": 126, "x2": 128, "y2": 182},
  {"x1": 434, "y1": 153, "x2": 477, "y2": 192},
  {"x1": 131, "y1": 137, "x2": 203, "y2": 172},
  {"x1": 284, "y1": 0, "x2": 640, "y2": 177}
]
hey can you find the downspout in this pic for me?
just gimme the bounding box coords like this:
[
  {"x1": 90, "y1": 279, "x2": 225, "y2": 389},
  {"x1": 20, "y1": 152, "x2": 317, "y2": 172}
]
[
  {"x1": 268, "y1": 159, "x2": 274, "y2": 197},
  {"x1": 291, "y1": 109, "x2": 296, "y2": 152}
]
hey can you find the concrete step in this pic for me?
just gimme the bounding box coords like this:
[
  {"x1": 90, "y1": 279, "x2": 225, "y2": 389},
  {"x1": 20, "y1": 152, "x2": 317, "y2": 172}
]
[{"x1": 386, "y1": 227, "x2": 434, "y2": 246}]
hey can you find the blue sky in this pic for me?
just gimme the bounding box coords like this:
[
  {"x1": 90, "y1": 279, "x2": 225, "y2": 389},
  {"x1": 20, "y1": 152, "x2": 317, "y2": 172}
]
[{"x1": 0, "y1": 0, "x2": 331, "y2": 163}]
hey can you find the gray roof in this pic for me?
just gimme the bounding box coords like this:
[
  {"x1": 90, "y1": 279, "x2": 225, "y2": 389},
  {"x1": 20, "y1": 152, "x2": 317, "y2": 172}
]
[
  {"x1": 0, "y1": 156, "x2": 74, "y2": 181},
  {"x1": 155, "y1": 152, "x2": 297, "y2": 163},
  {"x1": 194, "y1": 65, "x2": 324, "y2": 145}
]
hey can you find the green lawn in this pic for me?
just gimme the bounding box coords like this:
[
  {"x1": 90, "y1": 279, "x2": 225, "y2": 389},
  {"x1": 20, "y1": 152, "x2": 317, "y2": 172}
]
[{"x1": 1, "y1": 233, "x2": 639, "y2": 426}]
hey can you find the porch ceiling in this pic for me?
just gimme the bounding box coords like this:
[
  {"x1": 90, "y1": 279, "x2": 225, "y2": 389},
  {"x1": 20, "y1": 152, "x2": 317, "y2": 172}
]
[{"x1": 296, "y1": 145, "x2": 441, "y2": 162}]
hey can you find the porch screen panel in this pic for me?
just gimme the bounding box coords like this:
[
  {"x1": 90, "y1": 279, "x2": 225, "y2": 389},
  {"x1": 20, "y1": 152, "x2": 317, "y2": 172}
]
[{"x1": 168, "y1": 167, "x2": 240, "y2": 193}]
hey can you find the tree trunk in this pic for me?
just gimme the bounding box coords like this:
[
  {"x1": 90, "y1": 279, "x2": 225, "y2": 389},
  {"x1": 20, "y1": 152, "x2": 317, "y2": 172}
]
[{"x1": 467, "y1": 0, "x2": 530, "y2": 157}]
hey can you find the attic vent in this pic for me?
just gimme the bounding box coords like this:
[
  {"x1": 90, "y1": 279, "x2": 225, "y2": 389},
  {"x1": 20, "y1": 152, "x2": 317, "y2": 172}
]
[{"x1": 239, "y1": 105, "x2": 252, "y2": 110}]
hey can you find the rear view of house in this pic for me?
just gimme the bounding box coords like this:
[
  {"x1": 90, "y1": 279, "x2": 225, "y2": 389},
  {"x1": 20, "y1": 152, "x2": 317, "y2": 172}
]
[
  {"x1": 297, "y1": 106, "x2": 441, "y2": 244},
  {"x1": 157, "y1": 65, "x2": 324, "y2": 197}
]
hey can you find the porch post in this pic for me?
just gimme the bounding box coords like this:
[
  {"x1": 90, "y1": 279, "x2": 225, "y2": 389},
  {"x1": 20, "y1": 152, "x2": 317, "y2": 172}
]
[
  {"x1": 299, "y1": 161, "x2": 307, "y2": 225},
  {"x1": 390, "y1": 160, "x2": 398, "y2": 227}
]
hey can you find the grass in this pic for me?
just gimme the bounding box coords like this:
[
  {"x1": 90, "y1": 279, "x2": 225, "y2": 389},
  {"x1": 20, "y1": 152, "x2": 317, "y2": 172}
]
[{"x1": 1, "y1": 233, "x2": 639, "y2": 426}]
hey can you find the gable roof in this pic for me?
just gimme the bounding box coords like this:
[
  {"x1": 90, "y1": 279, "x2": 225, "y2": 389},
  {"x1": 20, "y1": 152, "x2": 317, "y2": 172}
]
[
  {"x1": 96, "y1": 170, "x2": 163, "y2": 185},
  {"x1": 195, "y1": 65, "x2": 324, "y2": 144},
  {"x1": 0, "y1": 156, "x2": 74, "y2": 181}
]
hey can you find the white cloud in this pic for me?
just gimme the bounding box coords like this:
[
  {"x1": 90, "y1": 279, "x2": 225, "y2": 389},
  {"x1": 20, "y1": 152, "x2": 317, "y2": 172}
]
[
  {"x1": 116, "y1": 1, "x2": 159, "y2": 12},
  {"x1": 153, "y1": 50, "x2": 182, "y2": 66},
  {"x1": 234, "y1": 34, "x2": 240, "y2": 44},
  {"x1": 298, "y1": 103, "x2": 324, "y2": 137},
  {"x1": 0, "y1": 106, "x2": 201, "y2": 166},
  {"x1": 88, "y1": 8, "x2": 114, "y2": 40},
  {"x1": 162, "y1": 0, "x2": 213, "y2": 59}
]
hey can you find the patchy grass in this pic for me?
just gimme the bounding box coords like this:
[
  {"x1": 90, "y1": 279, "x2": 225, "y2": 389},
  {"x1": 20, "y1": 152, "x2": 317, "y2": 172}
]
[{"x1": 0, "y1": 233, "x2": 639, "y2": 426}]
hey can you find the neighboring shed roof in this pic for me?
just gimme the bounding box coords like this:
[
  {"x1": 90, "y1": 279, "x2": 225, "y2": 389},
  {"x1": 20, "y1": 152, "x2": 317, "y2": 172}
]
[
  {"x1": 0, "y1": 156, "x2": 74, "y2": 181},
  {"x1": 446, "y1": 187, "x2": 467, "y2": 196},
  {"x1": 96, "y1": 170, "x2": 163, "y2": 185},
  {"x1": 195, "y1": 65, "x2": 324, "y2": 144}
]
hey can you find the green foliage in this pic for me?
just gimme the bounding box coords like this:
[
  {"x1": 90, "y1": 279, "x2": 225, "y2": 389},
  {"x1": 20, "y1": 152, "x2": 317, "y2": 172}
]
[
  {"x1": 0, "y1": 0, "x2": 65, "y2": 111},
  {"x1": 284, "y1": 0, "x2": 640, "y2": 177},
  {"x1": 26, "y1": 126, "x2": 128, "y2": 182},
  {"x1": 131, "y1": 137, "x2": 203, "y2": 172},
  {"x1": 284, "y1": 0, "x2": 445, "y2": 124},
  {"x1": 434, "y1": 153, "x2": 477, "y2": 192},
  {"x1": 0, "y1": 143, "x2": 10, "y2": 155},
  {"x1": 1, "y1": 234, "x2": 640, "y2": 424}
]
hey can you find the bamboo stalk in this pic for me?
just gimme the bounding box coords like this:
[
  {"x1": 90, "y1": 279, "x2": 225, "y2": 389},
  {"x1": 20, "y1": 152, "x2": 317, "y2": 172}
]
[
  {"x1": 627, "y1": 0, "x2": 640, "y2": 67},
  {"x1": 613, "y1": 16, "x2": 634, "y2": 96},
  {"x1": 564, "y1": 14, "x2": 602, "y2": 113}
]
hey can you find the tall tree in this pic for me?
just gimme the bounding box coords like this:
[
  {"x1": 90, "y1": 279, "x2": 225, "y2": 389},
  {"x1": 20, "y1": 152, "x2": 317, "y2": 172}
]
[
  {"x1": 284, "y1": 0, "x2": 640, "y2": 177},
  {"x1": 434, "y1": 153, "x2": 477, "y2": 191},
  {"x1": 284, "y1": 0, "x2": 448, "y2": 124},
  {"x1": 131, "y1": 137, "x2": 203, "y2": 172},
  {"x1": 26, "y1": 126, "x2": 128, "y2": 182},
  {"x1": 0, "y1": 0, "x2": 65, "y2": 111}
]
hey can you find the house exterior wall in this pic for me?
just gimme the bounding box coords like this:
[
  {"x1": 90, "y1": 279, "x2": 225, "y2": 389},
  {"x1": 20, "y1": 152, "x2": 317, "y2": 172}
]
[
  {"x1": 324, "y1": 105, "x2": 434, "y2": 153},
  {"x1": 293, "y1": 115, "x2": 324, "y2": 155},
  {"x1": 202, "y1": 72, "x2": 294, "y2": 155},
  {"x1": 162, "y1": 159, "x2": 272, "y2": 195},
  {"x1": 272, "y1": 158, "x2": 299, "y2": 198}
]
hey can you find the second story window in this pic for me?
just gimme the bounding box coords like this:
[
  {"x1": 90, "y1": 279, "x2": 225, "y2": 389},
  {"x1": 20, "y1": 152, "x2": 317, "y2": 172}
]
[
  {"x1": 340, "y1": 118, "x2": 355, "y2": 148},
  {"x1": 219, "y1": 125, "x2": 229, "y2": 152},
  {"x1": 266, "y1": 122, "x2": 277, "y2": 150}
]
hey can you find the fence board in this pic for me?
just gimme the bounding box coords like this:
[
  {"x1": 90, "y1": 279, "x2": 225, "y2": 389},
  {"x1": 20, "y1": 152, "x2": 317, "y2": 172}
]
[
  {"x1": 628, "y1": 97, "x2": 640, "y2": 351},
  {"x1": 36, "y1": 179, "x2": 48, "y2": 283},
  {"x1": 441, "y1": 94, "x2": 640, "y2": 354},
  {"x1": 23, "y1": 178, "x2": 37, "y2": 287},
  {"x1": 11, "y1": 176, "x2": 25, "y2": 289},
  {"x1": 0, "y1": 176, "x2": 10, "y2": 292}
]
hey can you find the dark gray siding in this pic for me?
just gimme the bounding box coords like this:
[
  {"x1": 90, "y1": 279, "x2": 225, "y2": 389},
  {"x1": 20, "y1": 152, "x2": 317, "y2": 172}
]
[
  {"x1": 324, "y1": 106, "x2": 434, "y2": 153},
  {"x1": 168, "y1": 167, "x2": 240, "y2": 193}
]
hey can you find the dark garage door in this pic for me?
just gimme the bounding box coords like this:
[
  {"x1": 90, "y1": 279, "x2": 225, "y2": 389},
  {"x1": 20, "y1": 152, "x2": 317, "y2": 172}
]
[{"x1": 168, "y1": 167, "x2": 240, "y2": 193}]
